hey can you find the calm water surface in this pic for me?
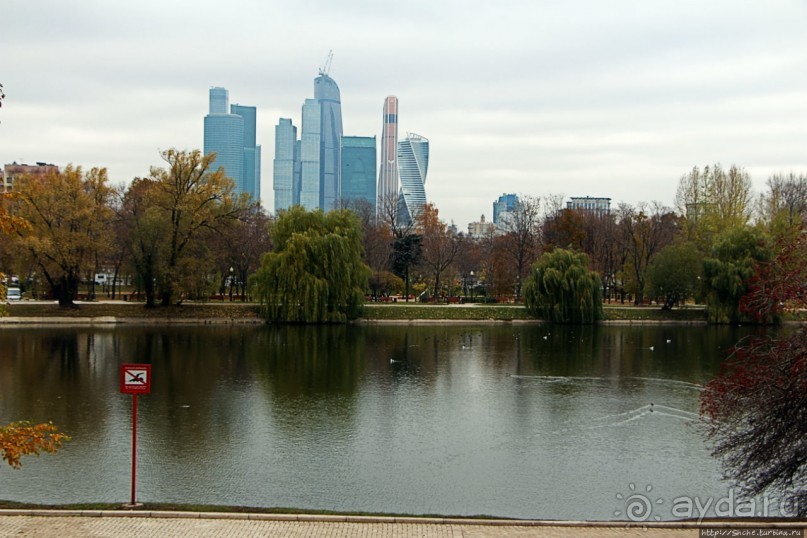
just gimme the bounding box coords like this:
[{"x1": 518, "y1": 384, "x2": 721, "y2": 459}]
[{"x1": 0, "y1": 324, "x2": 768, "y2": 519}]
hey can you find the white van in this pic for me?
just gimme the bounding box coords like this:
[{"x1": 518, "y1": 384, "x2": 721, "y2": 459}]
[{"x1": 6, "y1": 287, "x2": 21, "y2": 301}]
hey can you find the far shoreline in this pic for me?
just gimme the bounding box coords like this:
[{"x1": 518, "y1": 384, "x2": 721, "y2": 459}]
[{"x1": 2, "y1": 299, "x2": 802, "y2": 326}]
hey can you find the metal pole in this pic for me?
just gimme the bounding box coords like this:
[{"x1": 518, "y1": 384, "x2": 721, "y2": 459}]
[{"x1": 131, "y1": 393, "x2": 137, "y2": 505}]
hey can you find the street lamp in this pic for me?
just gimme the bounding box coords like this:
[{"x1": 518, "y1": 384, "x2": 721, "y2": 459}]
[
  {"x1": 470, "y1": 271, "x2": 474, "y2": 301},
  {"x1": 228, "y1": 267, "x2": 234, "y2": 302}
]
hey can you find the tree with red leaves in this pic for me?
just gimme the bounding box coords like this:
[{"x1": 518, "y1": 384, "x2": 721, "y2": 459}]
[{"x1": 701, "y1": 232, "x2": 806, "y2": 516}]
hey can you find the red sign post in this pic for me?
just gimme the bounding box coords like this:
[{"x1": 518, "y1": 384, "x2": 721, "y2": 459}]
[{"x1": 120, "y1": 364, "x2": 151, "y2": 506}]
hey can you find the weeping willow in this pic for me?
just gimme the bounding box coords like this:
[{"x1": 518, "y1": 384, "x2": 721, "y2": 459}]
[
  {"x1": 524, "y1": 249, "x2": 603, "y2": 324},
  {"x1": 251, "y1": 207, "x2": 370, "y2": 323}
]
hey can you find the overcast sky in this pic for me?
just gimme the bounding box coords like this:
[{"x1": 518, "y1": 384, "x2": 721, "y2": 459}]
[{"x1": 3, "y1": 0, "x2": 807, "y2": 226}]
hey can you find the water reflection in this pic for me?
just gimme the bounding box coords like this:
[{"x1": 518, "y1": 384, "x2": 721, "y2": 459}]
[{"x1": 0, "y1": 324, "x2": 769, "y2": 519}]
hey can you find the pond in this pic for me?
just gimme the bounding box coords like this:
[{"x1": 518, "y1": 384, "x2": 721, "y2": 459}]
[{"x1": 0, "y1": 323, "x2": 774, "y2": 520}]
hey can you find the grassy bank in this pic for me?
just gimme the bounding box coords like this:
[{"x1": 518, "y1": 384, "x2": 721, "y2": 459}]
[
  {"x1": 3, "y1": 301, "x2": 262, "y2": 320},
  {"x1": 6, "y1": 300, "x2": 802, "y2": 323},
  {"x1": 4, "y1": 300, "x2": 710, "y2": 323},
  {"x1": 361, "y1": 303, "x2": 534, "y2": 321}
]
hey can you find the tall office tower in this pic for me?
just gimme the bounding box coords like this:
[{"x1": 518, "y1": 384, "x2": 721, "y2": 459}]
[
  {"x1": 493, "y1": 193, "x2": 519, "y2": 226},
  {"x1": 314, "y1": 73, "x2": 343, "y2": 211},
  {"x1": 203, "y1": 87, "x2": 261, "y2": 200},
  {"x1": 273, "y1": 118, "x2": 298, "y2": 212},
  {"x1": 204, "y1": 87, "x2": 243, "y2": 191},
  {"x1": 376, "y1": 96, "x2": 399, "y2": 217},
  {"x1": 231, "y1": 104, "x2": 261, "y2": 200},
  {"x1": 209, "y1": 87, "x2": 228, "y2": 114},
  {"x1": 293, "y1": 140, "x2": 302, "y2": 205},
  {"x1": 340, "y1": 136, "x2": 377, "y2": 212},
  {"x1": 396, "y1": 133, "x2": 429, "y2": 226},
  {"x1": 300, "y1": 98, "x2": 321, "y2": 210}
]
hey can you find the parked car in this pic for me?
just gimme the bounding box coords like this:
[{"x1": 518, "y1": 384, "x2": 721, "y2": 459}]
[{"x1": 6, "y1": 287, "x2": 22, "y2": 301}]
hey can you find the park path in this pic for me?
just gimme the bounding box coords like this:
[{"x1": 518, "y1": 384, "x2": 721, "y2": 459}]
[{"x1": 1, "y1": 512, "x2": 803, "y2": 538}]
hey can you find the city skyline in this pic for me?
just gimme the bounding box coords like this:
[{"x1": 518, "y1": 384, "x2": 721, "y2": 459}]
[
  {"x1": 203, "y1": 87, "x2": 261, "y2": 200},
  {"x1": 2, "y1": 1, "x2": 807, "y2": 227}
]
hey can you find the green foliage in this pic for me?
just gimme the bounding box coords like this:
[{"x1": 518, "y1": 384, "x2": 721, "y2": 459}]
[
  {"x1": 390, "y1": 233, "x2": 422, "y2": 300},
  {"x1": 676, "y1": 164, "x2": 753, "y2": 252},
  {"x1": 645, "y1": 241, "x2": 703, "y2": 306},
  {"x1": 702, "y1": 226, "x2": 772, "y2": 324},
  {"x1": 523, "y1": 249, "x2": 603, "y2": 323},
  {"x1": 368, "y1": 270, "x2": 403, "y2": 299},
  {"x1": 251, "y1": 207, "x2": 370, "y2": 323}
]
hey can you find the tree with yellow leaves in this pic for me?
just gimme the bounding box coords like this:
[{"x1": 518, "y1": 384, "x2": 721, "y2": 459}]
[
  {"x1": 7, "y1": 166, "x2": 113, "y2": 307},
  {"x1": 0, "y1": 421, "x2": 69, "y2": 469}
]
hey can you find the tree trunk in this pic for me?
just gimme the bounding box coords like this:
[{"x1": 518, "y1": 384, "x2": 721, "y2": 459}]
[{"x1": 55, "y1": 276, "x2": 77, "y2": 308}]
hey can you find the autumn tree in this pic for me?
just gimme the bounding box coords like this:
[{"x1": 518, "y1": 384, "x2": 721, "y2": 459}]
[
  {"x1": 500, "y1": 194, "x2": 542, "y2": 302},
  {"x1": 251, "y1": 207, "x2": 370, "y2": 323},
  {"x1": 524, "y1": 249, "x2": 603, "y2": 323},
  {"x1": 7, "y1": 166, "x2": 113, "y2": 307},
  {"x1": 616, "y1": 202, "x2": 677, "y2": 305},
  {"x1": 757, "y1": 172, "x2": 807, "y2": 236},
  {"x1": 378, "y1": 192, "x2": 422, "y2": 302},
  {"x1": 116, "y1": 178, "x2": 166, "y2": 306},
  {"x1": 416, "y1": 203, "x2": 460, "y2": 300},
  {"x1": 579, "y1": 210, "x2": 624, "y2": 302},
  {"x1": 676, "y1": 164, "x2": 753, "y2": 251},
  {"x1": 147, "y1": 149, "x2": 247, "y2": 306},
  {"x1": 701, "y1": 232, "x2": 807, "y2": 516},
  {"x1": 453, "y1": 232, "x2": 481, "y2": 300},
  {"x1": 212, "y1": 203, "x2": 272, "y2": 300},
  {"x1": 475, "y1": 228, "x2": 513, "y2": 300},
  {"x1": 542, "y1": 208, "x2": 586, "y2": 251},
  {"x1": 0, "y1": 421, "x2": 69, "y2": 469}
]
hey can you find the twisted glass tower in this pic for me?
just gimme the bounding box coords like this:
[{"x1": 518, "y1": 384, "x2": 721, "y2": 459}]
[{"x1": 396, "y1": 133, "x2": 429, "y2": 226}]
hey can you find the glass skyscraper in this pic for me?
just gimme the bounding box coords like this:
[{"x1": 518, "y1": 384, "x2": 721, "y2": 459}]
[
  {"x1": 314, "y1": 73, "x2": 343, "y2": 212},
  {"x1": 376, "y1": 96, "x2": 399, "y2": 217},
  {"x1": 231, "y1": 104, "x2": 261, "y2": 200},
  {"x1": 493, "y1": 193, "x2": 519, "y2": 226},
  {"x1": 397, "y1": 133, "x2": 429, "y2": 226},
  {"x1": 272, "y1": 70, "x2": 344, "y2": 213},
  {"x1": 340, "y1": 136, "x2": 377, "y2": 212},
  {"x1": 273, "y1": 118, "x2": 297, "y2": 212},
  {"x1": 203, "y1": 87, "x2": 261, "y2": 201},
  {"x1": 300, "y1": 98, "x2": 321, "y2": 210}
]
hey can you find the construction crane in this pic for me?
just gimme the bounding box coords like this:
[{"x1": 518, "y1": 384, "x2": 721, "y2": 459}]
[{"x1": 319, "y1": 50, "x2": 333, "y2": 77}]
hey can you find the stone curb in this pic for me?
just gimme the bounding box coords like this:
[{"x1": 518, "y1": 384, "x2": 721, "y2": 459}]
[
  {"x1": 0, "y1": 317, "x2": 265, "y2": 325},
  {"x1": 0, "y1": 510, "x2": 804, "y2": 528}
]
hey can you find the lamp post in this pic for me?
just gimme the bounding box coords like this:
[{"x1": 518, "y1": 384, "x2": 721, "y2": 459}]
[
  {"x1": 470, "y1": 271, "x2": 474, "y2": 302},
  {"x1": 228, "y1": 267, "x2": 234, "y2": 302}
]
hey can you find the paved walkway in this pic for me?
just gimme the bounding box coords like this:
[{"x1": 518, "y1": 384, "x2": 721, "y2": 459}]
[{"x1": 0, "y1": 512, "x2": 803, "y2": 538}]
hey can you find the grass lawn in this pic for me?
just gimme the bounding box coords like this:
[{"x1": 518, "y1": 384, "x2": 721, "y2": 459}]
[
  {"x1": 6, "y1": 300, "x2": 803, "y2": 323},
  {"x1": 2, "y1": 301, "x2": 263, "y2": 320}
]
